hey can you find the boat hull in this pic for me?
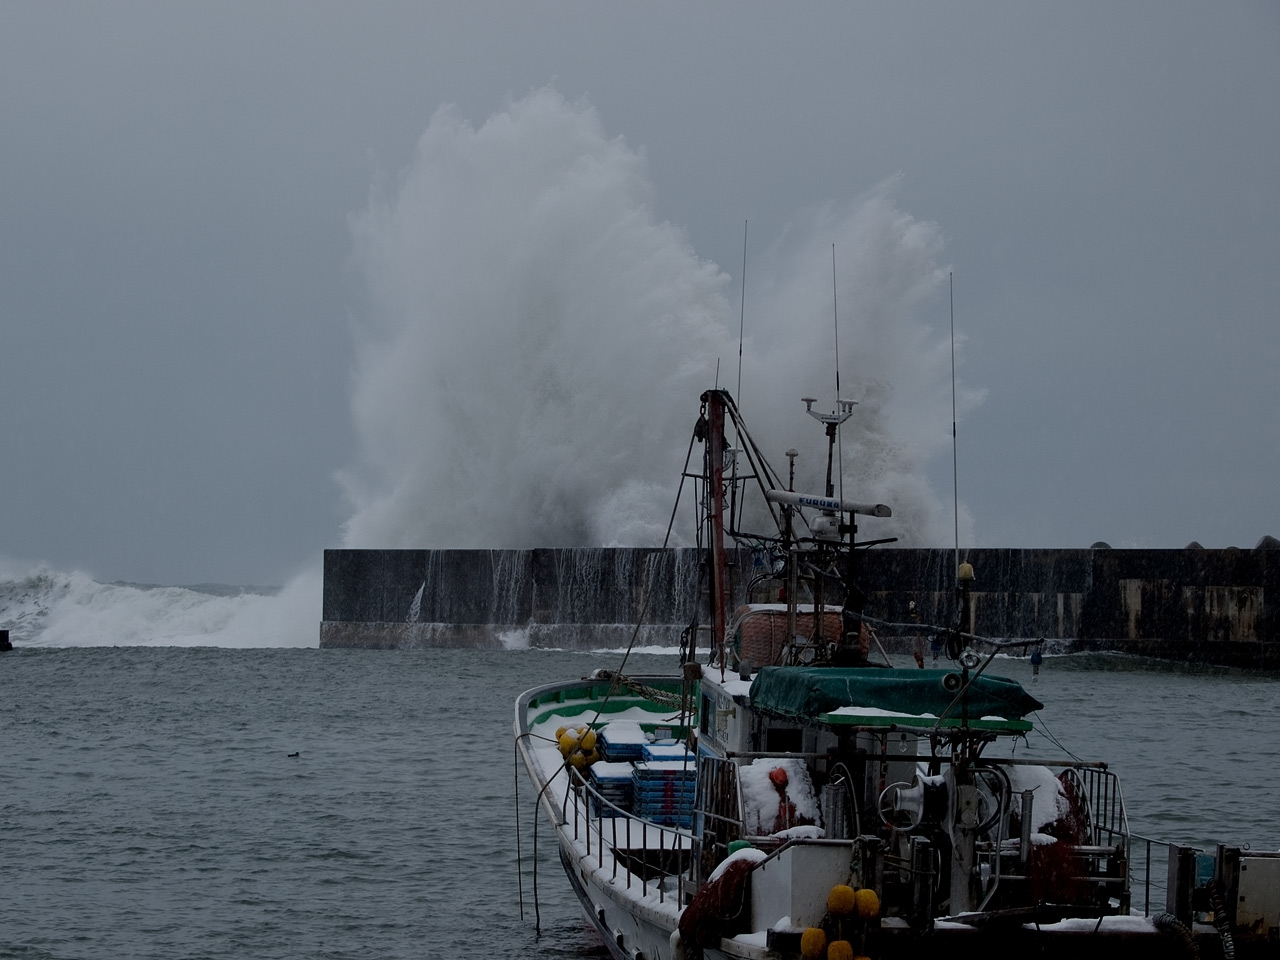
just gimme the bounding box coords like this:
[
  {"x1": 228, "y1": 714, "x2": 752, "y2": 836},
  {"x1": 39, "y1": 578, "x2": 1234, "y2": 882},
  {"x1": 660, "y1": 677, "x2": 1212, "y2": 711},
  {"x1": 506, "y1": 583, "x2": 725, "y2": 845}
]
[
  {"x1": 516, "y1": 674, "x2": 1262, "y2": 960},
  {"x1": 557, "y1": 844, "x2": 680, "y2": 960},
  {"x1": 511, "y1": 388, "x2": 1279, "y2": 959},
  {"x1": 516, "y1": 677, "x2": 691, "y2": 960}
]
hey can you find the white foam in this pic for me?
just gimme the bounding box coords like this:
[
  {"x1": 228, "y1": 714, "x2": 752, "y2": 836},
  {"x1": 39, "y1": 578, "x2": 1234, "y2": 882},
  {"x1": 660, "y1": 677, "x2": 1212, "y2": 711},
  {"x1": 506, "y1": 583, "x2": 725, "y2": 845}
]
[
  {"x1": 340, "y1": 87, "x2": 976, "y2": 553},
  {"x1": 6, "y1": 89, "x2": 978, "y2": 647},
  {"x1": 2, "y1": 564, "x2": 320, "y2": 648}
]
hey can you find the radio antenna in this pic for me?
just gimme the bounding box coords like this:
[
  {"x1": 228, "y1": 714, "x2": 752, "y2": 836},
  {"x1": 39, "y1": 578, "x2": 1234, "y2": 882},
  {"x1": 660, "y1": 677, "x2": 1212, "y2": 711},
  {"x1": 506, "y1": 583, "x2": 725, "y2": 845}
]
[
  {"x1": 736, "y1": 220, "x2": 747, "y2": 406},
  {"x1": 949, "y1": 271, "x2": 960, "y2": 573},
  {"x1": 832, "y1": 244, "x2": 844, "y2": 501}
]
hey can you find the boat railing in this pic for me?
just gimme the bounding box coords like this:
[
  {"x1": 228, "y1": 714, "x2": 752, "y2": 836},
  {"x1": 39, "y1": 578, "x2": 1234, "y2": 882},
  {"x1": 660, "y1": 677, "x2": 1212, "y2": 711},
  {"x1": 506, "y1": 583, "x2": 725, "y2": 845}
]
[
  {"x1": 692, "y1": 754, "x2": 747, "y2": 885},
  {"x1": 1065, "y1": 765, "x2": 1130, "y2": 846},
  {"x1": 1126, "y1": 833, "x2": 1177, "y2": 917},
  {"x1": 1062, "y1": 765, "x2": 1133, "y2": 909},
  {"x1": 563, "y1": 766, "x2": 693, "y2": 905}
]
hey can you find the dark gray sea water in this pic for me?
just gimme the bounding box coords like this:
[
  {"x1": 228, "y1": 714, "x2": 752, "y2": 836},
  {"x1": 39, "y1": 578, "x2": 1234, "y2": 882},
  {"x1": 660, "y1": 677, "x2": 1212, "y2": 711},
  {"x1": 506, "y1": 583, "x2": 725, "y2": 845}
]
[{"x1": 2, "y1": 648, "x2": 1277, "y2": 959}]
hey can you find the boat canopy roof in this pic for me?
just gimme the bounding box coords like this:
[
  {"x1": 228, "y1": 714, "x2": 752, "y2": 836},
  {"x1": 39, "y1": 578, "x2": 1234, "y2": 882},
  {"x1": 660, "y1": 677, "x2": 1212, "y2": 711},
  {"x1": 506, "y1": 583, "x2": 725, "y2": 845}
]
[{"x1": 748, "y1": 666, "x2": 1044, "y2": 730}]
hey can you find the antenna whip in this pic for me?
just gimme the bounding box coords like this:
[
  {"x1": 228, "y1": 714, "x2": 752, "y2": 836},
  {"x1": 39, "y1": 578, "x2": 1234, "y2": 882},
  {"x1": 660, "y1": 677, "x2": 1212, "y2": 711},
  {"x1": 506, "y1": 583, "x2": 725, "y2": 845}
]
[
  {"x1": 833, "y1": 244, "x2": 844, "y2": 501},
  {"x1": 950, "y1": 271, "x2": 959, "y2": 574},
  {"x1": 736, "y1": 220, "x2": 747, "y2": 405}
]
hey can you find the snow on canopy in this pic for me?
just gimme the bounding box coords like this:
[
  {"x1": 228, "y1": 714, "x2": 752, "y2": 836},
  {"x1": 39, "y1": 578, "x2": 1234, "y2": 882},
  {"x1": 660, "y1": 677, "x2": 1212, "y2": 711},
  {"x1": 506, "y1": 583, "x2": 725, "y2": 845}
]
[{"x1": 749, "y1": 666, "x2": 1043, "y2": 723}]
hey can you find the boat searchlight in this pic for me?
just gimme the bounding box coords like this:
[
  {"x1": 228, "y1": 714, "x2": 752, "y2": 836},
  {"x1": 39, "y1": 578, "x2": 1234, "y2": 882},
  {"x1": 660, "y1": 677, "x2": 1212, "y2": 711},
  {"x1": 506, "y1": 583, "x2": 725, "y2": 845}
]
[{"x1": 764, "y1": 489, "x2": 891, "y2": 519}]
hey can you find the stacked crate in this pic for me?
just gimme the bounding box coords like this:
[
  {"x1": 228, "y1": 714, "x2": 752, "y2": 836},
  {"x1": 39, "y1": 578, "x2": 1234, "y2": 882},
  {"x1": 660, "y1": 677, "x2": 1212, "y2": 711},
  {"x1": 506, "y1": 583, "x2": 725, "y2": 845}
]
[
  {"x1": 641, "y1": 741, "x2": 693, "y2": 763},
  {"x1": 632, "y1": 760, "x2": 696, "y2": 827},
  {"x1": 598, "y1": 721, "x2": 647, "y2": 761},
  {"x1": 588, "y1": 761, "x2": 635, "y2": 817}
]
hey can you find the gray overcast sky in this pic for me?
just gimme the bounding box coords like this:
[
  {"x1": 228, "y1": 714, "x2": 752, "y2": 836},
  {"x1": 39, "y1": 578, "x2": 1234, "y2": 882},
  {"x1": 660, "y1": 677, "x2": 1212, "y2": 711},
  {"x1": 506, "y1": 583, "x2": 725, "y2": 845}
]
[{"x1": 2, "y1": 2, "x2": 1277, "y2": 586}]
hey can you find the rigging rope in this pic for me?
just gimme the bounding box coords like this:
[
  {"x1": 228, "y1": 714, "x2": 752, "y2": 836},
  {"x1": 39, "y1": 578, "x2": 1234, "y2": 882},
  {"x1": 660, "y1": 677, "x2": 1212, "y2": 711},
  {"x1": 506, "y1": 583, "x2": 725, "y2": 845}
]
[{"x1": 588, "y1": 669, "x2": 686, "y2": 710}]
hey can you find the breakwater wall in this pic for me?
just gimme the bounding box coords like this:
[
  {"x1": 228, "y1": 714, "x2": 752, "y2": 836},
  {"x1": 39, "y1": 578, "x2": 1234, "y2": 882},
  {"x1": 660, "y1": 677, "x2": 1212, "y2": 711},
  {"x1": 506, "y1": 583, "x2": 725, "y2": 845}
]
[{"x1": 319, "y1": 546, "x2": 1279, "y2": 667}]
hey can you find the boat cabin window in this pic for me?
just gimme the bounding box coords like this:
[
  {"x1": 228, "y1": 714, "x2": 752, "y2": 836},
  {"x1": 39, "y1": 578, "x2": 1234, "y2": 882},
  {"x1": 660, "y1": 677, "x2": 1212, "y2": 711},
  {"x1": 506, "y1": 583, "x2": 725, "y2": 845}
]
[{"x1": 764, "y1": 726, "x2": 803, "y2": 754}]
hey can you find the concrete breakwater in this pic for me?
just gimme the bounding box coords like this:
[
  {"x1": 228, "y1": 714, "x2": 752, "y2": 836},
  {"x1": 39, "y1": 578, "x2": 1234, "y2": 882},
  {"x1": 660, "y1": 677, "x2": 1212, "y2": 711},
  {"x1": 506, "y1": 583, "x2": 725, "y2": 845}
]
[
  {"x1": 320, "y1": 547, "x2": 703, "y2": 651},
  {"x1": 319, "y1": 545, "x2": 1278, "y2": 668}
]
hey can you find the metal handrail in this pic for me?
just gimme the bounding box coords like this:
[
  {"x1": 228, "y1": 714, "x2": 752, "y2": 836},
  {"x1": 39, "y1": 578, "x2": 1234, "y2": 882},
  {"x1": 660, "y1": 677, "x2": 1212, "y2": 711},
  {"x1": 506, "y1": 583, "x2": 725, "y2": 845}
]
[
  {"x1": 564, "y1": 767, "x2": 694, "y2": 904},
  {"x1": 561, "y1": 750, "x2": 1189, "y2": 923},
  {"x1": 1127, "y1": 833, "x2": 1174, "y2": 917}
]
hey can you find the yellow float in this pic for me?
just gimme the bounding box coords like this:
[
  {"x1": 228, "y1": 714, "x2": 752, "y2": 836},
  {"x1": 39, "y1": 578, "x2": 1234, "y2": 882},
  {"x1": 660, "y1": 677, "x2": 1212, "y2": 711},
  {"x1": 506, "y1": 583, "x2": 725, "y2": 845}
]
[
  {"x1": 854, "y1": 887, "x2": 880, "y2": 918},
  {"x1": 799, "y1": 926, "x2": 826, "y2": 959},
  {"x1": 826, "y1": 884, "x2": 857, "y2": 916}
]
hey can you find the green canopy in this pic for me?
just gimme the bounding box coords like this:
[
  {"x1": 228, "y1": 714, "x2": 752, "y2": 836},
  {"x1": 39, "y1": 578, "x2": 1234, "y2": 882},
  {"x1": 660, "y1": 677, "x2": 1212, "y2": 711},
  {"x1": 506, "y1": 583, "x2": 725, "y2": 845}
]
[{"x1": 748, "y1": 666, "x2": 1043, "y2": 729}]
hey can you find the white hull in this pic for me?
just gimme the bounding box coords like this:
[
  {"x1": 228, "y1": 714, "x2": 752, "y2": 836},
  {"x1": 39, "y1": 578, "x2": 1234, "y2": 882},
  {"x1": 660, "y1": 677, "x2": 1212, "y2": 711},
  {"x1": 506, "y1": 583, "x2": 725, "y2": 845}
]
[
  {"x1": 511, "y1": 389, "x2": 1280, "y2": 959},
  {"x1": 554, "y1": 842, "x2": 681, "y2": 960},
  {"x1": 516, "y1": 679, "x2": 690, "y2": 960}
]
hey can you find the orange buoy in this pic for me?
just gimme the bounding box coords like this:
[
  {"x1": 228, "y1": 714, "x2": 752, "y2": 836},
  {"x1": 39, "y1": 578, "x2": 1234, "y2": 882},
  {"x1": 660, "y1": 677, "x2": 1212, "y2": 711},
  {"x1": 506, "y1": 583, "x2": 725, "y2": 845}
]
[
  {"x1": 800, "y1": 926, "x2": 826, "y2": 959},
  {"x1": 827, "y1": 884, "x2": 857, "y2": 916}
]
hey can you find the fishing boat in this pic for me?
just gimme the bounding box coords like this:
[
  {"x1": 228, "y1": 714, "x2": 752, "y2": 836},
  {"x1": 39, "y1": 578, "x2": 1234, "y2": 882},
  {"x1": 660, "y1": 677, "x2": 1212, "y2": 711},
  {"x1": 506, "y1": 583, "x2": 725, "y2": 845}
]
[{"x1": 515, "y1": 388, "x2": 1278, "y2": 960}]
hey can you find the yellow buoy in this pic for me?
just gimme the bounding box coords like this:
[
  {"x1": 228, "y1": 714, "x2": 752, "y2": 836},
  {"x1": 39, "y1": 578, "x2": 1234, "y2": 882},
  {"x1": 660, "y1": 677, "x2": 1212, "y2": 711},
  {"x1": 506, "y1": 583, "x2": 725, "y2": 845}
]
[
  {"x1": 826, "y1": 940, "x2": 854, "y2": 960},
  {"x1": 799, "y1": 926, "x2": 827, "y2": 959},
  {"x1": 854, "y1": 887, "x2": 880, "y2": 918},
  {"x1": 826, "y1": 884, "x2": 857, "y2": 917},
  {"x1": 581, "y1": 729, "x2": 597, "y2": 751}
]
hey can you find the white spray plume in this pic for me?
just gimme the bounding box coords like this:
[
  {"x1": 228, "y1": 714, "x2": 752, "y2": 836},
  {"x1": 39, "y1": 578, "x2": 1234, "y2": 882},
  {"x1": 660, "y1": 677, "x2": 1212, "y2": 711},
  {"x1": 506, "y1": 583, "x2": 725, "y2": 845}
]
[
  {"x1": 341, "y1": 88, "x2": 978, "y2": 551},
  {"x1": 2, "y1": 90, "x2": 981, "y2": 648},
  {"x1": 5, "y1": 565, "x2": 320, "y2": 648},
  {"x1": 342, "y1": 88, "x2": 731, "y2": 549},
  {"x1": 741, "y1": 187, "x2": 983, "y2": 546}
]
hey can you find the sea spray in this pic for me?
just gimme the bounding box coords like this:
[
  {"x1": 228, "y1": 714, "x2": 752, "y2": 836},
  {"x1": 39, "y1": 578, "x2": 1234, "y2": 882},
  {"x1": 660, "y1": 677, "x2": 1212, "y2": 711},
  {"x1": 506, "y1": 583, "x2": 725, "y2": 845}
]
[
  {"x1": 1, "y1": 565, "x2": 320, "y2": 647},
  {"x1": 341, "y1": 88, "x2": 977, "y2": 554},
  {"x1": 731, "y1": 187, "x2": 982, "y2": 547},
  {"x1": 6, "y1": 88, "x2": 977, "y2": 647},
  {"x1": 341, "y1": 87, "x2": 732, "y2": 551}
]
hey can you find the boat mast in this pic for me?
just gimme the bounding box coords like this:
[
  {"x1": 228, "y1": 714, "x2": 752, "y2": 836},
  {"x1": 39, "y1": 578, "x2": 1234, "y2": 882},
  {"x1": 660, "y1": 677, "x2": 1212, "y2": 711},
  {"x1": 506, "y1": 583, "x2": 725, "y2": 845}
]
[
  {"x1": 804, "y1": 396, "x2": 856, "y2": 656},
  {"x1": 950, "y1": 271, "x2": 959, "y2": 588},
  {"x1": 949, "y1": 272, "x2": 974, "y2": 657},
  {"x1": 702, "y1": 389, "x2": 730, "y2": 669}
]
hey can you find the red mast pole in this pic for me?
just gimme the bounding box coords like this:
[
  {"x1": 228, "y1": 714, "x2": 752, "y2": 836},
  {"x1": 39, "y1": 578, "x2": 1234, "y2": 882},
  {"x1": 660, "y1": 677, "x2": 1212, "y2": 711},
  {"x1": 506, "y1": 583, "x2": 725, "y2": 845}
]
[{"x1": 705, "y1": 390, "x2": 729, "y2": 668}]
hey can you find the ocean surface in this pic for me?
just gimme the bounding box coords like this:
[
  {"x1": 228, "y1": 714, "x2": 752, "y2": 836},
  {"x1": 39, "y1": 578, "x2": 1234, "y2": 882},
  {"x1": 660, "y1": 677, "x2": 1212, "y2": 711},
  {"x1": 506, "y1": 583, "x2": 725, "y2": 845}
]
[{"x1": 2, "y1": 646, "x2": 1278, "y2": 960}]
